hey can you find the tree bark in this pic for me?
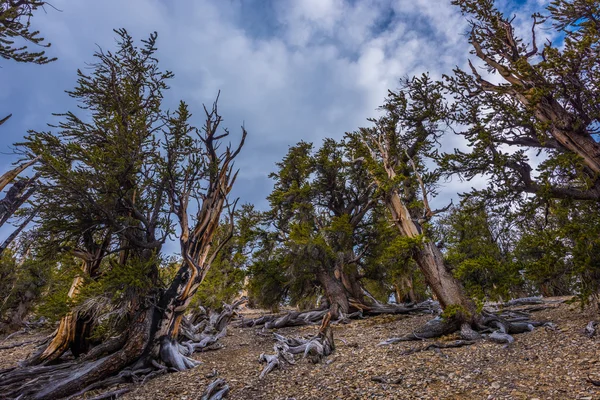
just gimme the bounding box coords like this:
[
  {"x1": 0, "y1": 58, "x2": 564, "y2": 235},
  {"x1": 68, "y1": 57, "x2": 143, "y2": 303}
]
[
  {"x1": 0, "y1": 158, "x2": 38, "y2": 193},
  {"x1": 384, "y1": 191, "x2": 475, "y2": 322},
  {"x1": 318, "y1": 271, "x2": 348, "y2": 319},
  {"x1": 336, "y1": 257, "x2": 365, "y2": 304},
  {"x1": 24, "y1": 270, "x2": 86, "y2": 365}
]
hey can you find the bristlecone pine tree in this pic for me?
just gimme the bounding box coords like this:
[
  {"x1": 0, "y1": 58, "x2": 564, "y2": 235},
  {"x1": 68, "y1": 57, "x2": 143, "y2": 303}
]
[
  {"x1": 0, "y1": 29, "x2": 246, "y2": 399},
  {"x1": 246, "y1": 138, "x2": 434, "y2": 330},
  {"x1": 347, "y1": 75, "x2": 478, "y2": 338},
  {"x1": 444, "y1": 0, "x2": 600, "y2": 202},
  {"x1": 0, "y1": 0, "x2": 56, "y2": 266},
  {"x1": 347, "y1": 75, "x2": 545, "y2": 341}
]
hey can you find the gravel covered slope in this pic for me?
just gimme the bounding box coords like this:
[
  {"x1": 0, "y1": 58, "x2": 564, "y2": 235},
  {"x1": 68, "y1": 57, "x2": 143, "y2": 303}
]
[{"x1": 1, "y1": 299, "x2": 599, "y2": 399}]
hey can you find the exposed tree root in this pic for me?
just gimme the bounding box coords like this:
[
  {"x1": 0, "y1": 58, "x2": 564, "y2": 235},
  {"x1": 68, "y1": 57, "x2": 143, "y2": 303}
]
[
  {"x1": 162, "y1": 298, "x2": 247, "y2": 372},
  {"x1": 379, "y1": 297, "x2": 559, "y2": 347},
  {"x1": 378, "y1": 317, "x2": 460, "y2": 345},
  {"x1": 587, "y1": 375, "x2": 600, "y2": 387},
  {"x1": 258, "y1": 344, "x2": 296, "y2": 379},
  {"x1": 200, "y1": 378, "x2": 229, "y2": 400},
  {"x1": 0, "y1": 317, "x2": 48, "y2": 338},
  {"x1": 487, "y1": 331, "x2": 515, "y2": 344},
  {"x1": 259, "y1": 313, "x2": 334, "y2": 378},
  {"x1": 241, "y1": 300, "x2": 439, "y2": 330},
  {"x1": 0, "y1": 338, "x2": 41, "y2": 350}
]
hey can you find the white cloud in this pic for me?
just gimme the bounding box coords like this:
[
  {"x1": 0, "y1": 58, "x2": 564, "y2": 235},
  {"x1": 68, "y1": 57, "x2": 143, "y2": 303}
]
[{"x1": 0, "y1": 0, "x2": 548, "y2": 220}]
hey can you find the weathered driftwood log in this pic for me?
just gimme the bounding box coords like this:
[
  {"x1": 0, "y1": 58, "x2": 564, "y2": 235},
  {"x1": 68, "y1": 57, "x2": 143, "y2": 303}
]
[
  {"x1": 585, "y1": 321, "x2": 597, "y2": 338},
  {"x1": 503, "y1": 297, "x2": 544, "y2": 307},
  {"x1": 240, "y1": 300, "x2": 439, "y2": 330},
  {"x1": 258, "y1": 344, "x2": 296, "y2": 379},
  {"x1": 487, "y1": 331, "x2": 515, "y2": 344},
  {"x1": 378, "y1": 317, "x2": 461, "y2": 345},
  {"x1": 178, "y1": 298, "x2": 247, "y2": 357},
  {"x1": 259, "y1": 313, "x2": 334, "y2": 378}
]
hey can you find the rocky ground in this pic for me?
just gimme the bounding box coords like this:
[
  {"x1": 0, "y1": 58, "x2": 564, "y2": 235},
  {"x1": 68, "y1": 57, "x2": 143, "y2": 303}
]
[{"x1": 1, "y1": 298, "x2": 600, "y2": 399}]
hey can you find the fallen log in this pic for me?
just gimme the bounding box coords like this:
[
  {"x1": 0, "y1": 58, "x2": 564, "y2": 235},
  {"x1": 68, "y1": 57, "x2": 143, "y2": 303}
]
[
  {"x1": 259, "y1": 313, "x2": 334, "y2": 378},
  {"x1": 0, "y1": 339, "x2": 41, "y2": 350},
  {"x1": 400, "y1": 339, "x2": 476, "y2": 355},
  {"x1": 240, "y1": 300, "x2": 439, "y2": 330}
]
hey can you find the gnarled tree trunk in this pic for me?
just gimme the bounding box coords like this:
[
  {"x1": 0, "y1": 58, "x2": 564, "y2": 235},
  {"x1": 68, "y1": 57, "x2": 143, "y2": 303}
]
[
  {"x1": 24, "y1": 262, "x2": 90, "y2": 365},
  {"x1": 317, "y1": 270, "x2": 351, "y2": 319},
  {"x1": 384, "y1": 191, "x2": 475, "y2": 321},
  {"x1": 24, "y1": 230, "x2": 111, "y2": 366}
]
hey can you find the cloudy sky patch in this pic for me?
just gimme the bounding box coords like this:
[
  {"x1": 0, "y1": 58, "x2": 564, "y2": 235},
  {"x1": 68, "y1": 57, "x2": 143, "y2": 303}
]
[{"x1": 1, "y1": 0, "x2": 548, "y2": 216}]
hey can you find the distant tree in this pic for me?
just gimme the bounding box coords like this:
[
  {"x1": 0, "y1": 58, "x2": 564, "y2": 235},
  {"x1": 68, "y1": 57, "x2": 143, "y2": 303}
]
[
  {"x1": 0, "y1": 231, "x2": 59, "y2": 333},
  {"x1": 254, "y1": 138, "x2": 379, "y2": 319},
  {"x1": 438, "y1": 199, "x2": 523, "y2": 302},
  {"x1": 514, "y1": 198, "x2": 600, "y2": 300},
  {"x1": 360, "y1": 203, "x2": 428, "y2": 304}
]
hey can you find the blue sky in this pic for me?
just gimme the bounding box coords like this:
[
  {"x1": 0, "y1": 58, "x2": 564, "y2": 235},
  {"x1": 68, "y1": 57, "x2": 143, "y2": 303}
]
[{"x1": 1, "y1": 0, "x2": 550, "y2": 249}]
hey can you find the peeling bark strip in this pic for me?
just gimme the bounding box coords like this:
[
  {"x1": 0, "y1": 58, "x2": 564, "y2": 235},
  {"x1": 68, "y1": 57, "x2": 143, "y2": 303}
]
[{"x1": 0, "y1": 158, "x2": 39, "y2": 193}]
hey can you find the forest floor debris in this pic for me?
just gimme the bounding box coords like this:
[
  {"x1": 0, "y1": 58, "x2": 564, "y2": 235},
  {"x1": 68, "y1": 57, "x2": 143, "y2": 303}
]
[{"x1": 1, "y1": 297, "x2": 600, "y2": 399}]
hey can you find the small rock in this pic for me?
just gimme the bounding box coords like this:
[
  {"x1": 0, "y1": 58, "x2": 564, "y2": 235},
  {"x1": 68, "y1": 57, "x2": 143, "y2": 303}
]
[{"x1": 491, "y1": 381, "x2": 500, "y2": 389}]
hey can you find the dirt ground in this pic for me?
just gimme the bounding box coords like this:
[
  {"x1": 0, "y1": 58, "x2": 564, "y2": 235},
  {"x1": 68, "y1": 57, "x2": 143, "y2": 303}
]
[{"x1": 1, "y1": 299, "x2": 600, "y2": 399}]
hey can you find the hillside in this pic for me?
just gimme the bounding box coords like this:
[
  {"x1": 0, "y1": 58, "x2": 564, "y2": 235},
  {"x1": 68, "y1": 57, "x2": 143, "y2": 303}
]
[{"x1": 2, "y1": 298, "x2": 599, "y2": 399}]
